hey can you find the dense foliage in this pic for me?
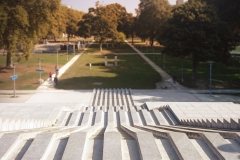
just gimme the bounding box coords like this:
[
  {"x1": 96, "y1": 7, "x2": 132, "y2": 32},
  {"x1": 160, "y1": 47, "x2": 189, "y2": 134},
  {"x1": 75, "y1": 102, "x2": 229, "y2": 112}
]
[
  {"x1": 157, "y1": 0, "x2": 239, "y2": 78},
  {"x1": 0, "y1": 0, "x2": 83, "y2": 68},
  {"x1": 77, "y1": 1, "x2": 134, "y2": 51}
]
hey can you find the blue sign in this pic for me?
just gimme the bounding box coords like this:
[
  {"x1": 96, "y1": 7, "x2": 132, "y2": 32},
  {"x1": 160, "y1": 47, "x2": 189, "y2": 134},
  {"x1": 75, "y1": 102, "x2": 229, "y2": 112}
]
[
  {"x1": 11, "y1": 75, "x2": 18, "y2": 80},
  {"x1": 36, "y1": 69, "x2": 44, "y2": 72}
]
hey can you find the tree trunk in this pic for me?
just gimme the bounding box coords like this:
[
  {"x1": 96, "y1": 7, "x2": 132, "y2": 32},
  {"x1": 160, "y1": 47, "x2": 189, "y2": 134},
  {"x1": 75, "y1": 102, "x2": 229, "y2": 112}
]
[
  {"x1": 150, "y1": 38, "x2": 154, "y2": 47},
  {"x1": 54, "y1": 36, "x2": 56, "y2": 41},
  {"x1": 67, "y1": 33, "x2": 70, "y2": 42},
  {"x1": 6, "y1": 52, "x2": 13, "y2": 68},
  {"x1": 131, "y1": 32, "x2": 134, "y2": 45},
  {"x1": 100, "y1": 43, "x2": 102, "y2": 51}
]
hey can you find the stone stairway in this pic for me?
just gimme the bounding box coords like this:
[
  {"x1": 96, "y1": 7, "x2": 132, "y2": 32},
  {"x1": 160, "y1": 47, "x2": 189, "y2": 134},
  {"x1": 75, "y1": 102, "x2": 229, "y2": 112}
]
[{"x1": 1, "y1": 89, "x2": 240, "y2": 159}]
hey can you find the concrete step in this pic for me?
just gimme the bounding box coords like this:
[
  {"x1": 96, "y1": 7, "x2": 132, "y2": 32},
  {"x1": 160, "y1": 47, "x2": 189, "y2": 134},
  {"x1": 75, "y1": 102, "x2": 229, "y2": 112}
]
[
  {"x1": 135, "y1": 125, "x2": 203, "y2": 160},
  {"x1": 140, "y1": 110, "x2": 155, "y2": 125},
  {"x1": 151, "y1": 109, "x2": 169, "y2": 125},
  {"x1": 121, "y1": 125, "x2": 162, "y2": 160},
  {"x1": 103, "y1": 125, "x2": 122, "y2": 160},
  {"x1": 200, "y1": 132, "x2": 239, "y2": 159},
  {"x1": 154, "y1": 136, "x2": 179, "y2": 160},
  {"x1": 46, "y1": 137, "x2": 68, "y2": 160},
  {"x1": 190, "y1": 139, "x2": 219, "y2": 160},
  {"x1": 67, "y1": 111, "x2": 81, "y2": 126},
  {"x1": 7, "y1": 139, "x2": 33, "y2": 160},
  {"x1": 0, "y1": 133, "x2": 20, "y2": 159},
  {"x1": 62, "y1": 132, "x2": 87, "y2": 160},
  {"x1": 225, "y1": 138, "x2": 240, "y2": 152},
  {"x1": 90, "y1": 89, "x2": 97, "y2": 106},
  {"x1": 130, "y1": 109, "x2": 140, "y2": 126},
  {"x1": 126, "y1": 88, "x2": 135, "y2": 107},
  {"x1": 56, "y1": 111, "x2": 71, "y2": 126},
  {"x1": 79, "y1": 107, "x2": 92, "y2": 127},
  {"x1": 62, "y1": 125, "x2": 102, "y2": 160},
  {"x1": 164, "y1": 109, "x2": 180, "y2": 125},
  {"x1": 86, "y1": 128, "x2": 105, "y2": 160},
  {"x1": 21, "y1": 133, "x2": 55, "y2": 160},
  {"x1": 154, "y1": 124, "x2": 240, "y2": 139},
  {"x1": 93, "y1": 108, "x2": 103, "y2": 126},
  {"x1": 119, "y1": 110, "x2": 127, "y2": 126}
]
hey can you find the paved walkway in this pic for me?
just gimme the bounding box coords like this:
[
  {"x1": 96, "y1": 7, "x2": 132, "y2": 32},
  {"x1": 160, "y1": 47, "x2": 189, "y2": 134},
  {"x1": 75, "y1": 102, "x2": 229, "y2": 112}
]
[
  {"x1": 36, "y1": 43, "x2": 92, "y2": 90},
  {"x1": 37, "y1": 54, "x2": 83, "y2": 90},
  {"x1": 126, "y1": 41, "x2": 187, "y2": 90}
]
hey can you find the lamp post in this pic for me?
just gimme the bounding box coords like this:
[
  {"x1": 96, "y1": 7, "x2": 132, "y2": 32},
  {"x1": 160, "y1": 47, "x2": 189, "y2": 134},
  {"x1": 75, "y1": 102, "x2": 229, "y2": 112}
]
[
  {"x1": 13, "y1": 63, "x2": 17, "y2": 97},
  {"x1": 56, "y1": 50, "x2": 59, "y2": 66},
  {"x1": 207, "y1": 61, "x2": 214, "y2": 97},
  {"x1": 163, "y1": 53, "x2": 166, "y2": 69},
  {"x1": 38, "y1": 58, "x2": 42, "y2": 84},
  {"x1": 181, "y1": 58, "x2": 184, "y2": 82},
  {"x1": 67, "y1": 44, "x2": 69, "y2": 61}
]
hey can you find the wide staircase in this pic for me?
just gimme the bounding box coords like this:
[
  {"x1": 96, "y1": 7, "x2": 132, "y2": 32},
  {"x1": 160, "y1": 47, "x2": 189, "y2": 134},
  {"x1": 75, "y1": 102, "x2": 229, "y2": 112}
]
[{"x1": 0, "y1": 89, "x2": 240, "y2": 159}]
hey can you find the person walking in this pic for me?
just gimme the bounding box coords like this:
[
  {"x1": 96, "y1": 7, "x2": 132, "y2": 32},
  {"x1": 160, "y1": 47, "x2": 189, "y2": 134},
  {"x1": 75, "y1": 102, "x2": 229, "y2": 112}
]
[
  {"x1": 55, "y1": 65, "x2": 58, "y2": 75},
  {"x1": 54, "y1": 76, "x2": 58, "y2": 86},
  {"x1": 49, "y1": 72, "x2": 52, "y2": 81}
]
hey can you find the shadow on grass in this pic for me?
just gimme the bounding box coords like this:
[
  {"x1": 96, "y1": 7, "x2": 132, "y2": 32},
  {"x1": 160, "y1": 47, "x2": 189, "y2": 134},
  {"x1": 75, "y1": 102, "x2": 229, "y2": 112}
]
[{"x1": 56, "y1": 75, "x2": 160, "y2": 90}]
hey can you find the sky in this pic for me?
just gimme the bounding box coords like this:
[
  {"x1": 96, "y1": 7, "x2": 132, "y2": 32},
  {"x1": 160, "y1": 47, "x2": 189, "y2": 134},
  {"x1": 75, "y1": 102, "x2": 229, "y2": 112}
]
[{"x1": 62, "y1": 0, "x2": 176, "y2": 15}]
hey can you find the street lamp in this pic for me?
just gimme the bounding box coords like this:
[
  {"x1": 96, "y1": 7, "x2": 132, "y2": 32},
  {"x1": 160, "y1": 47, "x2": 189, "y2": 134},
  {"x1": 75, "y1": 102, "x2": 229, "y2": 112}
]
[
  {"x1": 163, "y1": 53, "x2": 166, "y2": 69},
  {"x1": 12, "y1": 63, "x2": 17, "y2": 97},
  {"x1": 38, "y1": 58, "x2": 42, "y2": 84},
  {"x1": 56, "y1": 49, "x2": 59, "y2": 66},
  {"x1": 67, "y1": 44, "x2": 69, "y2": 61},
  {"x1": 207, "y1": 61, "x2": 214, "y2": 97},
  {"x1": 181, "y1": 58, "x2": 184, "y2": 82}
]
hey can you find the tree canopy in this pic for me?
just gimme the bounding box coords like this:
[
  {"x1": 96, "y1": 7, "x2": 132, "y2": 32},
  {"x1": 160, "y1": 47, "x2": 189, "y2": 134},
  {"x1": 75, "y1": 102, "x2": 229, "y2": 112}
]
[
  {"x1": 157, "y1": 0, "x2": 238, "y2": 78},
  {"x1": 77, "y1": 2, "x2": 132, "y2": 51},
  {"x1": 136, "y1": 0, "x2": 172, "y2": 46},
  {"x1": 0, "y1": 0, "x2": 84, "y2": 68}
]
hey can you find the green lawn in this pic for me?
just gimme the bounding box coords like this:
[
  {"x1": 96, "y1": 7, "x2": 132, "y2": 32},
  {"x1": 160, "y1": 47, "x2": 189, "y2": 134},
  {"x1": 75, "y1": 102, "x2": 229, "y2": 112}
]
[
  {"x1": 57, "y1": 52, "x2": 161, "y2": 89},
  {"x1": 146, "y1": 54, "x2": 240, "y2": 89},
  {"x1": 231, "y1": 46, "x2": 240, "y2": 52},
  {"x1": 0, "y1": 53, "x2": 74, "y2": 90},
  {"x1": 85, "y1": 43, "x2": 137, "y2": 54},
  {"x1": 133, "y1": 44, "x2": 163, "y2": 53}
]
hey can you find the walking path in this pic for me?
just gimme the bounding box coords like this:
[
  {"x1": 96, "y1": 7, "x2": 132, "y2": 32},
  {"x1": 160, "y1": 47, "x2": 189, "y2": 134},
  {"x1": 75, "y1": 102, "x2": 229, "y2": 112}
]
[
  {"x1": 37, "y1": 43, "x2": 92, "y2": 90},
  {"x1": 126, "y1": 41, "x2": 187, "y2": 90},
  {"x1": 37, "y1": 54, "x2": 82, "y2": 90}
]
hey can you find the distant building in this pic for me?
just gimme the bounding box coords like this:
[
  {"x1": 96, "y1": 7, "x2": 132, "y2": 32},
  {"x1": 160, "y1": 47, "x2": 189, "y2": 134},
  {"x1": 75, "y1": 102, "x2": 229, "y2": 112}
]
[{"x1": 176, "y1": 0, "x2": 188, "y2": 5}]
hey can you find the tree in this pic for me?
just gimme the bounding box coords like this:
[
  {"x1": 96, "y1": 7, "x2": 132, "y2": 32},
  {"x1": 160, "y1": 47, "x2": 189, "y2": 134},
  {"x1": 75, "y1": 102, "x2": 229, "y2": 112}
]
[
  {"x1": 136, "y1": 0, "x2": 172, "y2": 46},
  {"x1": 0, "y1": 0, "x2": 61, "y2": 68},
  {"x1": 199, "y1": 0, "x2": 240, "y2": 46},
  {"x1": 64, "y1": 7, "x2": 84, "y2": 41},
  {"x1": 158, "y1": 0, "x2": 238, "y2": 78},
  {"x1": 77, "y1": 1, "x2": 119, "y2": 51}
]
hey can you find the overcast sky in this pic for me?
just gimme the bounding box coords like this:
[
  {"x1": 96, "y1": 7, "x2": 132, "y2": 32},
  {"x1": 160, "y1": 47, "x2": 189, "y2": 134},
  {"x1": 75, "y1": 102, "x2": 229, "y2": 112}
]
[{"x1": 61, "y1": 0, "x2": 176, "y2": 15}]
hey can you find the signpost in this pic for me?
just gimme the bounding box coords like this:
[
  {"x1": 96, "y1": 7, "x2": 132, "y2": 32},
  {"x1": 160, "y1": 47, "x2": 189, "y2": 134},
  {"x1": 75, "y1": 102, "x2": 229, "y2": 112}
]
[
  {"x1": 207, "y1": 61, "x2": 214, "y2": 97},
  {"x1": 36, "y1": 69, "x2": 44, "y2": 72},
  {"x1": 11, "y1": 75, "x2": 18, "y2": 80},
  {"x1": 11, "y1": 63, "x2": 18, "y2": 97},
  {"x1": 37, "y1": 58, "x2": 43, "y2": 84}
]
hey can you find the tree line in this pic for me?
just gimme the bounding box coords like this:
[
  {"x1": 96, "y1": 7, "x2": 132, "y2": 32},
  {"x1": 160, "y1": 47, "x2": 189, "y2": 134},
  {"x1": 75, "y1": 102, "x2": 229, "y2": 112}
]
[
  {"x1": 0, "y1": 0, "x2": 83, "y2": 68},
  {"x1": 1, "y1": 0, "x2": 240, "y2": 78},
  {"x1": 71, "y1": 0, "x2": 240, "y2": 78}
]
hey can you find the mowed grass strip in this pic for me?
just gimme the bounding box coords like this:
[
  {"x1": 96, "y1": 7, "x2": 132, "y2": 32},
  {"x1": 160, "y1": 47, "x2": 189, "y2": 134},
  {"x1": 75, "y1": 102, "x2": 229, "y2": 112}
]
[
  {"x1": 57, "y1": 53, "x2": 161, "y2": 89},
  {"x1": 86, "y1": 43, "x2": 137, "y2": 54},
  {"x1": 145, "y1": 54, "x2": 240, "y2": 89},
  {"x1": 0, "y1": 53, "x2": 74, "y2": 90}
]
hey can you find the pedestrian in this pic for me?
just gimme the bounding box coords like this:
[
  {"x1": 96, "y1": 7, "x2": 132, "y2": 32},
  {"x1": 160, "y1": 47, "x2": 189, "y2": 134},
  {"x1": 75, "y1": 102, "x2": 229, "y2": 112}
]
[
  {"x1": 54, "y1": 76, "x2": 58, "y2": 86},
  {"x1": 55, "y1": 65, "x2": 59, "y2": 75},
  {"x1": 173, "y1": 75, "x2": 177, "y2": 84},
  {"x1": 49, "y1": 72, "x2": 52, "y2": 81}
]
